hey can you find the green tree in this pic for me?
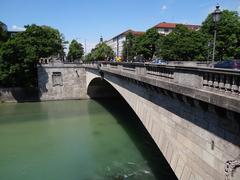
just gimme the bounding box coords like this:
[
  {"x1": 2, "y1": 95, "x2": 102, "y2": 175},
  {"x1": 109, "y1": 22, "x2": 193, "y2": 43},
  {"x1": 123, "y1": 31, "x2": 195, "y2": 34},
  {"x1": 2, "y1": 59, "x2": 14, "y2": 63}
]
[
  {"x1": 0, "y1": 24, "x2": 65, "y2": 87},
  {"x1": 67, "y1": 40, "x2": 84, "y2": 61},
  {"x1": 88, "y1": 42, "x2": 114, "y2": 61},
  {"x1": 201, "y1": 10, "x2": 240, "y2": 59},
  {"x1": 158, "y1": 25, "x2": 208, "y2": 61},
  {"x1": 0, "y1": 21, "x2": 8, "y2": 46},
  {"x1": 122, "y1": 32, "x2": 137, "y2": 61},
  {"x1": 134, "y1": 28, "x2": 160, "y2": 61}
]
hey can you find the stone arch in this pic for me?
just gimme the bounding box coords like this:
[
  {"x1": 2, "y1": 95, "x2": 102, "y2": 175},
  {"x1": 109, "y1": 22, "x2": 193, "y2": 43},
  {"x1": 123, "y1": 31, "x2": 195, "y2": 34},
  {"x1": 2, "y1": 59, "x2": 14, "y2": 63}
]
[
  {"x1": 87, "y1": 77, "x2": 121, "y2": 99},
  {"x1": 86, "y1": 70, "x2": 240, "y2": 180}
]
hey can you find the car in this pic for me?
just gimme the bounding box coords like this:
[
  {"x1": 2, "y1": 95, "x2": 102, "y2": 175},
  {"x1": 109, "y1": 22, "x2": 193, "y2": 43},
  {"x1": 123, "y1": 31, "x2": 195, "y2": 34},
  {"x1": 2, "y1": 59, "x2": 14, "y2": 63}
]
[
  {"x1": 151, "y1": 59, "x2": 167, "y2": 65},
  {"x1": 214, "y1": 60, "x2": 240, "y2": 70}
]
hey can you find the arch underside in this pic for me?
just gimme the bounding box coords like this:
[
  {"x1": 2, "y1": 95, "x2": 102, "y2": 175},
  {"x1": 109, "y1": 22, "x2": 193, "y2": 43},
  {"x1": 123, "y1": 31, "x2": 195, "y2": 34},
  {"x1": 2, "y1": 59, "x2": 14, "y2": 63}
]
[{"x1": 86, "y1": 70, "x2": 240, "y2": 180}]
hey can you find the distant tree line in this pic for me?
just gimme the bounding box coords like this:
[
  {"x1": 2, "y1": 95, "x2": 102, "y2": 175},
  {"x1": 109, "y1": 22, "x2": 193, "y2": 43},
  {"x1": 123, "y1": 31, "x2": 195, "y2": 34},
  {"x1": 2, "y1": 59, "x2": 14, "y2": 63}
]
[
  {"x1": 0, "y1": 9, "x2": 239, "y2": 87},
  {"x1": 122, "y1": 10, "x2": 240, "y2": 61}
]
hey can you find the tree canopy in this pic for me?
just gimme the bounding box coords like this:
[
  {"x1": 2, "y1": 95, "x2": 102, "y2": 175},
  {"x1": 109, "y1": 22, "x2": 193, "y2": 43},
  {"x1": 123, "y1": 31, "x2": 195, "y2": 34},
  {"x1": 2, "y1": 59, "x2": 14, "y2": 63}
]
[
  {"x1": 86, "y1": 42, "x2": 114, "y2": 61},
  {"x1": 122, "y1": 32, "x2": 137, "y2": 61},
  {"x1": 0, "y1": 21, "x2": 8, "y2": 45},
  {"x1": 0, "y1": 24, "x2": 65, "y2": 87},
  {"x1": 67, "y1": 40, "x2": 84, "y2": 61},
  {"x1": 157, "y1": 25, "x2": 208, "y2": 61},
  {"x1": 201, "y1": 10, "x2": 240, "y2": 59},
  {"x1": 120, "y1": 9, "x2": 240, "y2": 62}
]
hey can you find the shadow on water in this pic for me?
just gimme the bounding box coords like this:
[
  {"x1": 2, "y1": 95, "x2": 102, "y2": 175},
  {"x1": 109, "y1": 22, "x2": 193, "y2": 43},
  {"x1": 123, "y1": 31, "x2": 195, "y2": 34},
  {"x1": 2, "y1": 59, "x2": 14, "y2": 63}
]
[{"x1": 90, "y1": 98, "x2": 177, "y2": 180}]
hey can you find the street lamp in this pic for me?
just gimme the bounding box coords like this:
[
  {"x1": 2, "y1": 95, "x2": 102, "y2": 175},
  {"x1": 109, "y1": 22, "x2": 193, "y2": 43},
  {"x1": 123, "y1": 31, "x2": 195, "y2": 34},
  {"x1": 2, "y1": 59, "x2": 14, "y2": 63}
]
[{"x1": 211, "y1": 5, "x2": 221, "y2": 67}]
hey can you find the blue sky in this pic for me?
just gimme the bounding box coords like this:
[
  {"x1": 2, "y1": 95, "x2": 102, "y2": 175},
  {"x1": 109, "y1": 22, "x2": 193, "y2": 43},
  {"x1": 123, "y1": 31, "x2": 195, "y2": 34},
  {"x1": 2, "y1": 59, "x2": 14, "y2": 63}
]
[{"x1": 1, "y1": 0, "x2": 239, "y2": 52}]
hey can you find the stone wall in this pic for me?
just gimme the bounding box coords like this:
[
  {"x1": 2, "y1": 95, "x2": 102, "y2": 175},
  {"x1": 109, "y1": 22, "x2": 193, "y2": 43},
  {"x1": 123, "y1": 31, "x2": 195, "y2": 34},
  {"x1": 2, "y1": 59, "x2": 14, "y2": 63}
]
[
  {"x1": 86, "y1": 70, "x2": 240, "y2": 180},
  {"x1": 38, "y1": 63, "x2": 88, "y2": 101},
  {"x1": 0, "y1": 88, "x2": 38, "y2": 103}
]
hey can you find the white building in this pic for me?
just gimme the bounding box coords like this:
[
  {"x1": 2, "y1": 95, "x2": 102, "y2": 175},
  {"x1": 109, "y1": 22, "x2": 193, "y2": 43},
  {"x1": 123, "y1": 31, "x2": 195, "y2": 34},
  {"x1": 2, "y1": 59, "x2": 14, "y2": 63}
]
[
  {"x1": 106, "y1": 29, "x2": 144, "y2": 58},
  {"x1": 153, "y1": 22, "x2": 200, "y2": 35}
]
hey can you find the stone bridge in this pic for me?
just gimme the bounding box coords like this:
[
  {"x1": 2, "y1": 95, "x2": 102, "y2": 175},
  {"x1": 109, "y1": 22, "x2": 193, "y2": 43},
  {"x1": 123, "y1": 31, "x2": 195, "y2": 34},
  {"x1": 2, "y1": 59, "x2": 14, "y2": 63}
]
[{"x1": 37, "y1": 62, "x2": 240, "y2": 180}]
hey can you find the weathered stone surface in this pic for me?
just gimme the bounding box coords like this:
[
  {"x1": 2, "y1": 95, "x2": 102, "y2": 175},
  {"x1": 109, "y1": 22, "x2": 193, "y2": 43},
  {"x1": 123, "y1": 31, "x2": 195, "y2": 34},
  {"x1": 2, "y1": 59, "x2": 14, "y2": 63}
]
[
  {"x1": 85, "y1": 69, "x2": 240, "y2": 180},
  {"x1": 38, "y1": 64, "x2": 87, "y2": 101},
  {"x1": 0, "y1": 88, "x2": 38, "y2": 102}
]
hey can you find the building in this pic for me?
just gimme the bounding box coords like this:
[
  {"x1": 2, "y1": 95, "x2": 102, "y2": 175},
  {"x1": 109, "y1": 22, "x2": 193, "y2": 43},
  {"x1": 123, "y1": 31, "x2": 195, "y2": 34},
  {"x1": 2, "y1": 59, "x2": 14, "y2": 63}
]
[
  {"x1": 7, "y1": 31, "x2": 23, "y2": 38},
  {"x1": 106, "y1": 29, "x2": 144, "y2": 58},
  {"x1": 153, "y1": 22, "x2": 200, "y2": 35}
]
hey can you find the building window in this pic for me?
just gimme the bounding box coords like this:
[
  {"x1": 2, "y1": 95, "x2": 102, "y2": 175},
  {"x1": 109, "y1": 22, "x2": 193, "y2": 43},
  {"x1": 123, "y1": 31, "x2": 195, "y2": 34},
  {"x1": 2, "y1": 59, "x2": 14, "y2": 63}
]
[
  {"x1": 164, "y1": 28, "x2": 169, "y2": 33},
  {"x1": 52, "y1": 72, "x2": 63, "y2": 86}
]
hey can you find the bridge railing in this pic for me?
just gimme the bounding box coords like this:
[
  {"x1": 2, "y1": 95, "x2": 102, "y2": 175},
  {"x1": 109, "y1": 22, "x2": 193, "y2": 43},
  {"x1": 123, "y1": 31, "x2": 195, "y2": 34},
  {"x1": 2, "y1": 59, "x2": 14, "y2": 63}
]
[
  {"x1": 84, "y1": 62, "x2": 240, "y2": 96},
  {"x1": 145, "y1": 65, "x2": 174, "y2": 80},
  {"x1": 202, "y1": 69, "x2": 240, "y2": 95}
]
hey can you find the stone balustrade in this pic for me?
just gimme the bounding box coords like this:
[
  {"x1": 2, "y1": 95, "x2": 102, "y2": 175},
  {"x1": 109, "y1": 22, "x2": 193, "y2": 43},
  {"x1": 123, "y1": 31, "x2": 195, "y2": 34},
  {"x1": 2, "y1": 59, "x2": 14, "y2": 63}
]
[
  {"x1": 202, "y1": 70, "x2": 240, "y2": 95},
  {"x1": 84, "y1": 62, "x2": 240, "y2": 113},
  {"x1": 95, "y1": 62, "x2": 240, "y2": 95}
]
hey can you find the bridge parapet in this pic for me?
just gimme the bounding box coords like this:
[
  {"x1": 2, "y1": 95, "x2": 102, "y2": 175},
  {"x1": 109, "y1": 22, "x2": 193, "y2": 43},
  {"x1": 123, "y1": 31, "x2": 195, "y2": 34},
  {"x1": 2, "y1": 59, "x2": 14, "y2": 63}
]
[{"x1": 84, "y1": 62, "x2": 240, "y2": 114}]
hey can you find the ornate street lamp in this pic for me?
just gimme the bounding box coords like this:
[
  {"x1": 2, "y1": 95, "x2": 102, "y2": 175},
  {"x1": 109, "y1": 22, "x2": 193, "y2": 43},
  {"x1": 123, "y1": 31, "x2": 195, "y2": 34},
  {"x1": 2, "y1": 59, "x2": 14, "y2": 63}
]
[{"x1": 212, "y1": 5, "x2": 221, "y2": 67}]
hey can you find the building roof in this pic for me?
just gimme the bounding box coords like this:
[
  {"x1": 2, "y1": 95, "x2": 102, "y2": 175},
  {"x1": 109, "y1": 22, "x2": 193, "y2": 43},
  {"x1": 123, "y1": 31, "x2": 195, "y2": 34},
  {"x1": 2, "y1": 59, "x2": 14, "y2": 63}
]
[
  {"x1": 154, "y1": 22, "x2": 176, "y2": 29},
  {"x1": 153, "y1": 22, "x2": 200, "y2": 30},
  {"x1": 110, "y1": 29, "x2": 144, "y2": 40}
]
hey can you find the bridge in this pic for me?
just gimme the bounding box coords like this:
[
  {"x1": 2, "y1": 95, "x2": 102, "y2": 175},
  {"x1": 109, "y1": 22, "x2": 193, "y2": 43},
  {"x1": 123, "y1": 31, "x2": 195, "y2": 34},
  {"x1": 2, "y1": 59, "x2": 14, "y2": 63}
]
[{"x1": 37, "y1": 61, "x2": 240, "y2": 180}]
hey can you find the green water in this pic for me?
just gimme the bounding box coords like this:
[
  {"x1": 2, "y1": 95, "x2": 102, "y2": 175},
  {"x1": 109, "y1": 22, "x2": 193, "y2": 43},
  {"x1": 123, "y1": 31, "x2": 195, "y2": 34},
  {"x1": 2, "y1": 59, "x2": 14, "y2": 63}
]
[{"x1": 0, "y1": 100, "x2": 176, "y2": 180}]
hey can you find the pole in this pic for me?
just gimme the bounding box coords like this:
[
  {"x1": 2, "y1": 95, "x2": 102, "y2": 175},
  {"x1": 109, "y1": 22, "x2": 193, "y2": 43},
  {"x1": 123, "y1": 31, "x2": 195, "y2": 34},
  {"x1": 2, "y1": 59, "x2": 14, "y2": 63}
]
[
  {"x1": 84, "y1": 39, "x2": 87, "y2": 55},
  {"x1": 126, "y1": 40, "x2": 128, "y2": 62},
  {"x1": 212, "y1": 29, "x2": 217, "y2": 67}
]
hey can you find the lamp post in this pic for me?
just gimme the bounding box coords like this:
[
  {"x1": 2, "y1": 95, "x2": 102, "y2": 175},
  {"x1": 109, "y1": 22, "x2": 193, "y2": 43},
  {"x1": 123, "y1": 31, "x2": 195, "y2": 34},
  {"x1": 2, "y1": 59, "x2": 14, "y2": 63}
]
[
  {"x1": 126, "y1": 38, "x2": 129, "y2": 62},
  {"x1": 211, "y1": 5, "x2": 221, "y2": 67}
]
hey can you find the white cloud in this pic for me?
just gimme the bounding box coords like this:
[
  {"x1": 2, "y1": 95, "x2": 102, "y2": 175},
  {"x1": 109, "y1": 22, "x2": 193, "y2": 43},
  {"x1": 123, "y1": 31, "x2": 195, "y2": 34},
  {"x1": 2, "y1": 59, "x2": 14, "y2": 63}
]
[
  {"x1": 161, "y1": 5, "x2": 167, "y2": 11},
  {"x1": 12, "y1": 25, "x2": 26, "y2": 31}
]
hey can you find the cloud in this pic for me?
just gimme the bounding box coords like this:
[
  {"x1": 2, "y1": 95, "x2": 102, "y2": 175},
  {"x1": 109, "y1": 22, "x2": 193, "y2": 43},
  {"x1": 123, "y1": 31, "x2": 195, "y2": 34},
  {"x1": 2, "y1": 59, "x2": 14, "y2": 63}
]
[
  {"x1": 161, "y1": 5, "x2": 167, "y2": 11},
  {"x1": 12, "y1": 25, "x2": 26, "y2": 31}
]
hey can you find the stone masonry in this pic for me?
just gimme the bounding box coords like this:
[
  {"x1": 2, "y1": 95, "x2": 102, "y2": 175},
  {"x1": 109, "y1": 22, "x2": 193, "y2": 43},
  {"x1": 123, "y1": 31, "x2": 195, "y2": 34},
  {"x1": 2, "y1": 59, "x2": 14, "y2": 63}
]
[
  {"x1": 37, "y1": 62, "x2": 87, "y2": 101},
  {"x1": 86, "y1": 69, "x2": 240, "y2": 180}
]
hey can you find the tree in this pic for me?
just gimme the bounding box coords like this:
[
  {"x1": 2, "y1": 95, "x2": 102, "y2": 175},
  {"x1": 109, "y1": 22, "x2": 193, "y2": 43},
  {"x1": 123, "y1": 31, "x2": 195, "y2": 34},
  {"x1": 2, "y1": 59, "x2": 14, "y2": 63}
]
[
  {"x1": 0, "y1": 24, "x2": 65, "y2": 87},
  {"x1": 133, "y1": 28, "x2": 160, "y2": 61},
  {"x1": 201, "y1": 10, "x2": 240, "y2": 60},
  {"x1": 0, "y1": 21, "x2": 8, "y2": 46},
  {"x1": 158, "y1": 25, "x2": 208, "y2": 61},
  {"x1": 87, "y1": 42, "x2": 114, "y2": 61},
  {"x1": 122, "y1": 32, "x2": 137, "y2": 61},
  {"x1": 67, "y1": 40, "x2": 84, "y2": 61}
]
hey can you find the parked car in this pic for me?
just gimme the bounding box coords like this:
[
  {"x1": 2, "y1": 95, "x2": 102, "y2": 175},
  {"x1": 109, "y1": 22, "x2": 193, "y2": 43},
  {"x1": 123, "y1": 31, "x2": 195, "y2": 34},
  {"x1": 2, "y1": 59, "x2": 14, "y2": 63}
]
[
  {"x1": 151, "y1": 59, "x2": 167, "y2": 65},
  {"x1": 214, "y1": 60, "x2": 240, "y2": 70}
]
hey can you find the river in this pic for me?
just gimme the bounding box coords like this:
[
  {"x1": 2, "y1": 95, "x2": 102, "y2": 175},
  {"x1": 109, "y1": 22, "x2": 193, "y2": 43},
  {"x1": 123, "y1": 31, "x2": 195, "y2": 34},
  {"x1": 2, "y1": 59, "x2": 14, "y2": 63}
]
[{"x1": 0, "y1": 99, "x2": 176, "y2": 180}]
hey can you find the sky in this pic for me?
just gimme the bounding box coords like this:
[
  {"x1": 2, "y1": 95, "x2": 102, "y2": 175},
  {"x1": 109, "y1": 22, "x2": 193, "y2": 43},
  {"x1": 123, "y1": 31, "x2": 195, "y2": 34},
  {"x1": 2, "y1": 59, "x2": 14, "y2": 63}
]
[{"x1": 1, "y1": 0, "x2": 240, "y2": 53}]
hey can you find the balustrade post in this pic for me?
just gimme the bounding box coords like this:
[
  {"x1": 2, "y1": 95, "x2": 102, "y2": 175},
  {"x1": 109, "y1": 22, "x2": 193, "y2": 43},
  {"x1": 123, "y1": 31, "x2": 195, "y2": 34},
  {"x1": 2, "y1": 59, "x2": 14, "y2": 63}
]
[
  {"x1": 208, "y1": 74, "x2": 213, "y2": 87},
  {"x1": 219, "y1": 74, "x2": 225, "y2": 91},
  {"x1": 225, "y1": 76, "x2": 232, "y2": 92},
  {"x1": 136, "y1": 66, "x2": 146, "y2": 76},
  {"x1": 213, "y1": 74, "x2": 219, "y2": 89},
  {"x1": 231, "y1": 76, "x2": 238, "y2": 94},
  {"x1": 203, "y1": 73, "x2": 208, "y2": 87}
]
